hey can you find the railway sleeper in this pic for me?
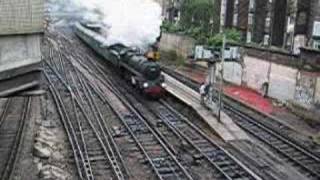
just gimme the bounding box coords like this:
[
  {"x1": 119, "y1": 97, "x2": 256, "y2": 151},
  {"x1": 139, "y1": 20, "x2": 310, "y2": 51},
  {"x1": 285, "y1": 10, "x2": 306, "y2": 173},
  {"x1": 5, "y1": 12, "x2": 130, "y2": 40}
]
[
  {"x1": 192, "y1": 139, "x2": 209, "y2": 144},
  {"x1": 138, "y1": 136, "x2": 158, "y2": 144},
  {"x1": 270, "y1": 140, "x2": 288, "y2": 147},
  {"x1": 203, "y1": 150, "x2": 224, "y2": 157},
  {"x1": 214, "y1": 160, "x2": 234, "y2": 167},
  {"x1": 159, "y1": 173, "x2": 183, "y2": 179},
  {"x1": 88, "y1": 155, "x2": 108, "y2": 162},
  {"x1": 157, "y1": 167, "x2": 179, "y2": 175}
]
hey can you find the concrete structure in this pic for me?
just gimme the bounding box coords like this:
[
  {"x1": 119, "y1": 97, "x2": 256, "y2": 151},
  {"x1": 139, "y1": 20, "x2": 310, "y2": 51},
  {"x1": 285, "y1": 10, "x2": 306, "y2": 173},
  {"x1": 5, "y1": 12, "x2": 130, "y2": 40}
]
[
  {"x1": 0, "y1": 0, "x2": 43, "y2": 96},
  {"x1": 154, "y1": 0, "x2": 181, "y2": 21},
  {"x1": 221, "y1": 0, "x2": 320, "y2": 52},
  {"x1": 160, "y1": 33, "x2": 195, "y2": 58},
  {"x1": 160, "y1": 32, "x2": 320, "y2": 110},
  {"x1": 220, "y1": 46, "x2": 320, "y2": 109},
  {"x1": 0, "y1": 0, "x2": 43, "y2": 35}
]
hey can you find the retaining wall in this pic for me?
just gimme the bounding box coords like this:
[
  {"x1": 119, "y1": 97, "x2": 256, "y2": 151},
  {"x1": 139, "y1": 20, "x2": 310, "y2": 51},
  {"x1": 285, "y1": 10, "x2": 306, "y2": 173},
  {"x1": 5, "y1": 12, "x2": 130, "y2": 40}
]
[
  {"x1": 160, "y1": 33, "x2": 195, "y2": 58},
  {"x1": 160, "y1": 32, "x2": 320, "y2": 107}
]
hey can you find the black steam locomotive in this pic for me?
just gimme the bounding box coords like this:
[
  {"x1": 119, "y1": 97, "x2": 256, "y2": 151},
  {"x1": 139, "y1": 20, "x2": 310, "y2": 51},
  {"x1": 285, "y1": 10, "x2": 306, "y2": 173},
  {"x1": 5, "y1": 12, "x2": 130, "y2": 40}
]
[{"x1": 74, "y1": 22, "x2": 165, "y2": 98}]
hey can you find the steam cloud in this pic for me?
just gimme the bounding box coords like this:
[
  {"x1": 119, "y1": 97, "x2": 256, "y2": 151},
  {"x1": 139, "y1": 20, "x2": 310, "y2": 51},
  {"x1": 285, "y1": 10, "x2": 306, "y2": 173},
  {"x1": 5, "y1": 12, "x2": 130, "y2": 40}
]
[{"x1": 48, "y1": 0, "x2": 162, "y2": 50}]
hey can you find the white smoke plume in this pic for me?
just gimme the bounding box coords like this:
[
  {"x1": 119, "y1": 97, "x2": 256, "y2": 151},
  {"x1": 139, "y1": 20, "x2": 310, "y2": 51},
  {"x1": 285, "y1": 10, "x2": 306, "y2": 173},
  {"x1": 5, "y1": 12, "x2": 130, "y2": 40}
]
[{"x1": 48, "y1": 0, "x2": 162, "y2": 50}]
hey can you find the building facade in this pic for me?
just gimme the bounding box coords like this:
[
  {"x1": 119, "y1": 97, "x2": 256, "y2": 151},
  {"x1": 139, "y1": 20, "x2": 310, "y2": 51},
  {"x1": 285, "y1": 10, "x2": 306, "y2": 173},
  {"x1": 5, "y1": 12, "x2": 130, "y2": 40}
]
[
  {"x1": 0, "y1": 0, "x2": 43, "y2": 35},
  {"x1": 0, "y1": 0, "x2": 43, "y2": 96},
  {"x1": 221, "y1": 0, "x2": 320, "y2": 52}
]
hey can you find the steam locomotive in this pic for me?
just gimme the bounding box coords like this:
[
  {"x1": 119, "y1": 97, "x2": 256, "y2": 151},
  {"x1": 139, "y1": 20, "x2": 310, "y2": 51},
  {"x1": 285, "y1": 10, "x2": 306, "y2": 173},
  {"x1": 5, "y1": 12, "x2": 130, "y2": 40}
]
[{"x1": 74, "y1": 22, "x2": 165, "y2": 98}]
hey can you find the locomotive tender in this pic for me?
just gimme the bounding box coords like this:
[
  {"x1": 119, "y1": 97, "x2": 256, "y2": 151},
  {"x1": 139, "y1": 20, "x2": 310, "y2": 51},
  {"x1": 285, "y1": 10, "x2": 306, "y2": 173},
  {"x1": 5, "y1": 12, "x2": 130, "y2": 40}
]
[{"x1": 74, "y1": 22, "x2": 165, "y2": 98}]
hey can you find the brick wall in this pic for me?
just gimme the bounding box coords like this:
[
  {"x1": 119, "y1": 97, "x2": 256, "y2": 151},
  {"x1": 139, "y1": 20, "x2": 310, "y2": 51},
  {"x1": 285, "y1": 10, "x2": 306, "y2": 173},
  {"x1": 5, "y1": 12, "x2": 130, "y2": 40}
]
[{"x1": 0, "y1": 0, "x2": 43, "y2": 35}]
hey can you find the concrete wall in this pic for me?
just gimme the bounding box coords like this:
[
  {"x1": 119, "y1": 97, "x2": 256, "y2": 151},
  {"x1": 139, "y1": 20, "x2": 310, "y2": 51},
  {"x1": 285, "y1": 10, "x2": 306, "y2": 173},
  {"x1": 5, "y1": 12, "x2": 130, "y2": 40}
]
[
  {"x1": 0, "y1": 35, "x2": 41, "y2": 77},
  {"x1": 0, "y1": 0, "x2": 43, "y2": 35},
  {"x1": 269, "y1": 63, "x2": 297, "y2": 101},
  {"x1": 315, "y1": 77, "x2": 320, "y2": 105},
  {"x1": 159, "y1": 32, "x2": 320, "y2": 107},
  {"x1": 294, "y1": 72, "x2": 317, "y2": 106},
  {"x1": 160, "y1": 33, "x2": 196, "y2": 58},
  {"x1": 223, "y1": 62, "x2": 243, "y2": 86},
  {"x1": 222, "y1": 56, "x2": 319, "y2": 107},
  {"x1": 243, "y1": 56, "x2": 270, "y2": 91}
]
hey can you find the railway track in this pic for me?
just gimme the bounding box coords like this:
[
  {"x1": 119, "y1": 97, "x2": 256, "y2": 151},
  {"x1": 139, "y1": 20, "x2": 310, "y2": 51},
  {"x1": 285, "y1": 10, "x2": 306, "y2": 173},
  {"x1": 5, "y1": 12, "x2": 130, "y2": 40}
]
[
  {"x1": 162, "y1": 67, "x2": 320, "y2": 179},
  {"x1": 90, "y1": 84, "x2": 194, "y2": 180},
  {"x1": 53, "y1": 30, "x2": 266, "y2": 179},
  {"x1": 71, "y1": 55, "x2": 195, "y2": 180},
  {"x1": 107, "y1": 75, "x2": 261, "y2": 180},
  {"x1": 47, "y1": 28, "x2": 320, "y2": 179},
  {"x1": 62, "y1": 37, "x2": 261, "y2": 179},
  {"x1": 44, "y1": 35, "x2": 195, "y2": 179},
  {"x1": 224, "y1": 105, "x2": 320, "y2": 180},
  {"x1": 154, "y1": 100, "x2": 259, "y2": 180},
  {"x1": 44, "y1": 44, "x2": 128, "y2": 180},
  {"x1": 0, "y1": 97, "x2": 31, "y2": 180}
]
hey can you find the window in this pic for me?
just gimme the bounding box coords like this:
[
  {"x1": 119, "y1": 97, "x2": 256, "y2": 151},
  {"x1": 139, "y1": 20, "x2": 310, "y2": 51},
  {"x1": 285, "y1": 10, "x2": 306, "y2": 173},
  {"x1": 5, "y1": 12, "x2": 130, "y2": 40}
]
[
  {"x1": 313, "y1": 40, "x2": 320, "y2": 50},
  {"x1": 313, "y1": 21, "x2": 320, "y2": 37}
]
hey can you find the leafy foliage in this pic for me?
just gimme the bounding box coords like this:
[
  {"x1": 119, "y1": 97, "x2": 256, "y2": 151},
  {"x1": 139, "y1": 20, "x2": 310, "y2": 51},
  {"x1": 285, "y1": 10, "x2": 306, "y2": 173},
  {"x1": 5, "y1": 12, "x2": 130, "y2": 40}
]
[
  {"x1": 161, "y1": 0, "x2": 241, "y2": 46},
  {"x1": 208, "y1": 28, "x2": 241, "y2": 47}
]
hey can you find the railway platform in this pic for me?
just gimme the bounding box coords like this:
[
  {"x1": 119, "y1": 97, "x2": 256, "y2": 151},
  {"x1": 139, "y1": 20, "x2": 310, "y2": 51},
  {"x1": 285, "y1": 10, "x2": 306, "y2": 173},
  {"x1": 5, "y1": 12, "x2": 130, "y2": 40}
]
[
  {"x1": 0, "y1": 35, "x2": 42, "y2": 97},
  {"x1": 163, "y1": 73, "x2": 251, "y2": 142},
  {"x1": 0, "y1": 0, "x2": 43, "y2": 97}
]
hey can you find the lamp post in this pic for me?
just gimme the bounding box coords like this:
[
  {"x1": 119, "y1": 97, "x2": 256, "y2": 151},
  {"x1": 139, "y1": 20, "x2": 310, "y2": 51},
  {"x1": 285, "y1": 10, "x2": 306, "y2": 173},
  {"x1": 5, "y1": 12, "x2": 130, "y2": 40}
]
[{"x1": 218, "y1": 34, "x2": 226, "y2": 122}]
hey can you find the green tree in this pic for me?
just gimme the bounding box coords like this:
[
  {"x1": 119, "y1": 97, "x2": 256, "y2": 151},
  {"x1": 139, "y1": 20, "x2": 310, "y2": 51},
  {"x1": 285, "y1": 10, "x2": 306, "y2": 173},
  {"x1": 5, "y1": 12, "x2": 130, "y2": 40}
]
[
  {"x1": 180, "y1": 0, "x2": 219, "y2": 38},
  {"x1": 208, "y1": 28, "x2": 241, "y2": 47},
  {"x1": 161, "y1": 0, "x2": 241, "y2": 46}
]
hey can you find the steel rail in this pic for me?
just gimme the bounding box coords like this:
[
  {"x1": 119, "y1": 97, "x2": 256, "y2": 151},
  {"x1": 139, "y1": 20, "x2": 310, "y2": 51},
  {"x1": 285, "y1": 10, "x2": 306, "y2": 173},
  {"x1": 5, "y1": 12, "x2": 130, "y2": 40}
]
[
  {"x1": 72, "y1": 70, "x2": 127, "y2": 179},
  {"x1": 45, "y1": 60, "x2": 126, "y2": 180},
  {"x1": 87, "y1": 79, "x2": 194, "y2": 180},
  {"x1": 163, "y1": 68, "x2": 320, "y2": 179},
  {"x1": 0, "y1": 99, "x2": 11, "y2": 127},
  {"x1": 44, "y1": 69, "x2": 91, "y2": 180},
  {"x1": 71, "y1": 48, "x2": 195, "y2": 179},
  {"x1": 58, "y1": 50, "x2": 194, "y2": 179},
  {"x1": 224, "y1": 105, "x2": 320, "y2": 179},
  {"x1": 0, "y1": 97, "x2": 31, "y2": 180},
  {"x1": 157, "y1": 101, "x2": 259, "y2": 180}
]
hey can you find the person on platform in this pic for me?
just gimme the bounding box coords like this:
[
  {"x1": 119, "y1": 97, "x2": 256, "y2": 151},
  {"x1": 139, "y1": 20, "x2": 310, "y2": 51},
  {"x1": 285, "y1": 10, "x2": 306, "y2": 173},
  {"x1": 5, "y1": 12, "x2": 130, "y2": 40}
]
[{"x1": 200, "y1": 83, "x2": 208, "y2": 105}]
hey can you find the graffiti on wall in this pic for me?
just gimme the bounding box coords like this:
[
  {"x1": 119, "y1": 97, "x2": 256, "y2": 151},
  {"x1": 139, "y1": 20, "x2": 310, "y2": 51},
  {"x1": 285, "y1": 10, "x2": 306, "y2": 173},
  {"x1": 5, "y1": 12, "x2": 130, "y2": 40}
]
[{"x1": 294, "y1": 72, "x2": 316, "y2": 107}]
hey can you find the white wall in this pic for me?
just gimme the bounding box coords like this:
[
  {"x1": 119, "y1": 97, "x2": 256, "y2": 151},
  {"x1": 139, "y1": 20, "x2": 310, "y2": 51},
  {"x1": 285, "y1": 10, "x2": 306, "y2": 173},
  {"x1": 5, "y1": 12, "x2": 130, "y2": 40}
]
[
  {"x1": 315, "y1": 77, "x2": 320, "y2": 105},
  {"x1": 223, "y1": 62, "x2": 243, "y2": 85},
  {"x1": 269, "y1": 63, "x2": 297, "y2": 101},
  {"x1": 243, "y1": 56, "x2": 270, "y2": 91}
]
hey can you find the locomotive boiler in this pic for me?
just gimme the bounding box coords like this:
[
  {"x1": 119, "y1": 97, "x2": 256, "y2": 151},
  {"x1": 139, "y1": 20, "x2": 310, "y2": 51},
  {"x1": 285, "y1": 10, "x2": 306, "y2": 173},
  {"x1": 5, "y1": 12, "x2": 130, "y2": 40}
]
[{"x1": 74, "y1": 22, "x2": 165, "y2": 98}]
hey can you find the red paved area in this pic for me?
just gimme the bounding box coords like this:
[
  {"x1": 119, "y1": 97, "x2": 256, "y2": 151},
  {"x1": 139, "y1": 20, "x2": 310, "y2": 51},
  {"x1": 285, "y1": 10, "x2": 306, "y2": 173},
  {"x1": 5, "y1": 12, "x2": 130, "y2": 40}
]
[
  {"x1": 176, "y1": 64, "x2": 278, "y2": 114},
  {"x1": 224, "y1": 85, "x2": 274, "y2": 114}
]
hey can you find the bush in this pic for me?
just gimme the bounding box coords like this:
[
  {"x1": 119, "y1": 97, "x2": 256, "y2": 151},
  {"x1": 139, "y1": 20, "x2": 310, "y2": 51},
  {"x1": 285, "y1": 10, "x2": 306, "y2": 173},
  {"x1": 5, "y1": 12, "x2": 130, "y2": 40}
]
[
  {"x1": 161, "y1": 1, "x2": 241, "y2": 47},
  {"x1": 161, "y1": 21, "x2": 183, "y2": 33},
  {"x1": 160, "y1": 50, "x2": 185, "y2": 67},
  {"x1": 208, "y1": 28, "x2": 241, "y2": 47}
]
